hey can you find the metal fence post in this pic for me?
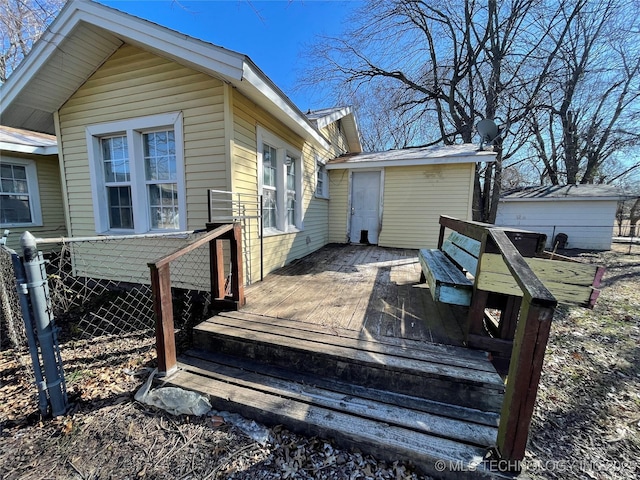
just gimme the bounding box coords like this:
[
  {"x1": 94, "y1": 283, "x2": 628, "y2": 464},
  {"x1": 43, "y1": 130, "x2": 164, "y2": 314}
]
[
  {"x1": 11, "y1": 250, "x2": 50, "y2": 415},
  {"x1": 20, "y1": 232, "x2": 68, "y2": 416}
]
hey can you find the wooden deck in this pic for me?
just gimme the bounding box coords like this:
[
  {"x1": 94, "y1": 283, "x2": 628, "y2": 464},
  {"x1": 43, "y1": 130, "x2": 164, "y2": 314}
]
[{"x1": 243, "y1": 244, "x2": 467, "y2": 346}]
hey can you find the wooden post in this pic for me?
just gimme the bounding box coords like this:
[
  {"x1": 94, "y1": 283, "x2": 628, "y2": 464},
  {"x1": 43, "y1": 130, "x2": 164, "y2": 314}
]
[
  {"x1": 437, "y1": 223, "x2": 446, "y2": 249},
  {"x1": 466, "y1": 289, "x2": 489, "y2": 339},
  {"x1": 210, "y1": 238, "x2": 225, "y2": 299},
  {"x1": 230, "y1": 222, "x2": 246, "y2": 307},
  {"x1": 499, "y1": 296, "x2": 522, "y2": 340},
  {"x1": 466, "y1": 230, "x2": 490, "y2": 341},
  {"x1": 149, "y1": 263, "x2": 176, "y2": 375},
  {"x1": 497, "y1": 294, "x2": 555, "y2": 461}
]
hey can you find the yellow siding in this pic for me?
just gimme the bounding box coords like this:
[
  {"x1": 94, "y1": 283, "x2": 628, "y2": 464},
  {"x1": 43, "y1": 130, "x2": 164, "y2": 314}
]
[
  {"x1": 231, "y1": 90, "x2": 337, "y2": 280},
  {"x1": 0, "y1": 153, "x2": 67, "y2": 252},
  {"x1": 320, "y1": 122, "x2": 349, "y2": 155},
  {"x1": 328, "y1": 169, "x2": 350, "y2": 243},
  {"x1": 56, "y1": 44, "x2": 227, "y2": 279},
  {"x1": 378, "y1": 163, "x2": 475, "y2": 249},
  {"x1": 54, "y1": 43, "x2": 353, "y2": 285},
  {"x1": 58, "y1": 44, "x2": 228, "y2": 237}
]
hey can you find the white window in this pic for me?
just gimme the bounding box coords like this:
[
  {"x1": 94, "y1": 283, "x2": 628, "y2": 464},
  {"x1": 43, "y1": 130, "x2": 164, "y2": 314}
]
[
  {"x1": 286, "y1": 156, "x2": 296, "y2": 227},
  {"x1": 257, "y1": 127, "x2": 303, "y2": 234},
  {"x1": 0, "y1": 158, "x2": 42, "y2": 227},
  {"x1": 262, "y1": 143, "x2": 277, "y2": 229},
  {"x1": 315, "y1": 160, "x2": 328, "y2": 198},
  {"x1": 86, "y1": 112, "x2": 185, "y2": 234}
]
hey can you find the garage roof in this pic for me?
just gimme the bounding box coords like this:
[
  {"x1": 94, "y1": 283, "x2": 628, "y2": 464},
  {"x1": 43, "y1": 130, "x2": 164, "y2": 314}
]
[{"x1": 501, "y1": 185, "x2": 627, "y2": 202}]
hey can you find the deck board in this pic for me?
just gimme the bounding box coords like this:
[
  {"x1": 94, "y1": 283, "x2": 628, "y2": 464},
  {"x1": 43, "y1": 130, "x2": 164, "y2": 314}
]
[
  {"x1": 176, "y1": 352, "x2": 499, "y2": 446},
  {"x1": 244, "y1": 244, "x2": 466, "y2": 346}
]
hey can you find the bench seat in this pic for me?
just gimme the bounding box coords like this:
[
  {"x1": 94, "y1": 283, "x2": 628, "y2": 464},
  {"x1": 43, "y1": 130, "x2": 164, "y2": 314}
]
[{"x1": 418, "y1": 249, "x2": 473, "y2": 306}]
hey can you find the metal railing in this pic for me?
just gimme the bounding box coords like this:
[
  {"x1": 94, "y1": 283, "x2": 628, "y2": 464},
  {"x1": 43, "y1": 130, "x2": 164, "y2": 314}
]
[{"x1": 208, "y1": 190, "x2": 263, "y2": 284}]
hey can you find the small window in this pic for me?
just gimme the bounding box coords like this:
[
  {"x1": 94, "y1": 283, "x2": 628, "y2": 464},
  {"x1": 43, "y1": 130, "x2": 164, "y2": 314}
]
[
  {"x1": 144, "y1": 130, "x2": 179, "y2": 230},
  {"x1": 102, "y1": 135, "x2": 134, "y2": 229},
  {"x1": 315, "y1": 161, "x2": 328, "y2": 198},
  {"x1": 0, "y1": 159, "x2": 42, "y2": 226}
]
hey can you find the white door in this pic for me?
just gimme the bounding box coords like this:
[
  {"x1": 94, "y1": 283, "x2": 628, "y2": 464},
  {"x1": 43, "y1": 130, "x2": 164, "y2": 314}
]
[{"x1": 350, "y1": 171, "x2": 381, "y2": 244}]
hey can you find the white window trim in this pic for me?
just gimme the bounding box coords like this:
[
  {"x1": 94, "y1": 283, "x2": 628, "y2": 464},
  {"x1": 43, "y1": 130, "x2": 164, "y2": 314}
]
[
  {"x1": 315, "y1": 157, "x2": 329, "y2": 199},
  {"x1": 86, "y1": 112, "x2": 186, "y2": 234},
  {"x1": 0, "y1": 156, "x2": 43, "y2": 227},
  {"x1": 257, "y1": 126, "x2": 304, "y2": 236}
]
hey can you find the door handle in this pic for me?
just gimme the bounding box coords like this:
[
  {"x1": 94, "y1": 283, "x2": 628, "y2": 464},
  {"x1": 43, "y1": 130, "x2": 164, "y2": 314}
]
[{"x1": 351, "y1": 207, "x2": 355, "y2": 215}]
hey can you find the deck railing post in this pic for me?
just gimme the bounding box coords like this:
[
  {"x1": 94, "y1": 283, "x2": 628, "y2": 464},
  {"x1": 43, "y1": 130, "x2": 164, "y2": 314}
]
[
  {"x1": 497, "y1": 294, "x2": 555, "y2": 462},
  {"x1": 210, "y1": 238, "x2": 225, "y2": 299},
  {"x1": 150, "y1": 263, "x2": 176, "y2": 375},
  {"x1": 230, "y1": 222, "x2": 245, "y2": 306}
]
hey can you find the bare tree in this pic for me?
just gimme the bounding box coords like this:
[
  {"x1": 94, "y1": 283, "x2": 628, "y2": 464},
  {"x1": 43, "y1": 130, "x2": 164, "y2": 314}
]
[
  {"x1": 302, "y1": 0, "x2": 640, "y2": 221},
  {"x1": 526, "y1": 0, "x2": 640, "y2": 186},
  {"x1": 302, "y1": 0, "x2": 595, "y2": 222},
  {"x1": 0, "y1": 0, "x2": 65, "y2": 83}
]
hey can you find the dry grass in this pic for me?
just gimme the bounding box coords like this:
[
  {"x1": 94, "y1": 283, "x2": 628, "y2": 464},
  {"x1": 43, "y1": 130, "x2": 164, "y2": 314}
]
[{"x1": 524, "y1": 243, "x2": 640, "y2": 479}]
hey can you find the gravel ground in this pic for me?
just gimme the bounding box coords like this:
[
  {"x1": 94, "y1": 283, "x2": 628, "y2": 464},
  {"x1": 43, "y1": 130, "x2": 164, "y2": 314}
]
[{"x1": 1, "y1": 243, "x2": 638, "y2": 479}]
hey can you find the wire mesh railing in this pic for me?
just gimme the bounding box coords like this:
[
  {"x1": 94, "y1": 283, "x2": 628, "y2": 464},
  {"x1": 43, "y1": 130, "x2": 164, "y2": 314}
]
[
  {"x1": 0, "y1": 244, "x2": 26, "y2": 350},
  {"x1": 0, "y1": 230, "x2": 222, "y2": 349}
]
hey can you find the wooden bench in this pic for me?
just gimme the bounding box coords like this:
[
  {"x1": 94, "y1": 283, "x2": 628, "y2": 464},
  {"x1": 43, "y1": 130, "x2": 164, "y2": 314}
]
[
  {"x1": 416, "y1": 215, "x2": 606, "y2": 465},
  {"x1": 418, "y1": 231, "x2": 480, "y2": 306}
]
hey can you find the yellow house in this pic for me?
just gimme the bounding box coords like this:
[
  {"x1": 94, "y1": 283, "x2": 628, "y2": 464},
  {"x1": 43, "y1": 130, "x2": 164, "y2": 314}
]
[
  {"x1": 0, "y1": 1, "x2": 361, "y2": 284},
  {"x1": 0, "y1": 1, "x2": 493, "y2": 284},
  {"x1": 0, "y1": 126, "x2": 67, "y2": 252}
]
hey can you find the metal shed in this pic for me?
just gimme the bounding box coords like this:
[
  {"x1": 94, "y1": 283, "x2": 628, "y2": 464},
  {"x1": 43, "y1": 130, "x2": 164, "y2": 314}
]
[{"x1": 495, "y1": 184, "x2": 624, "y2": 250}]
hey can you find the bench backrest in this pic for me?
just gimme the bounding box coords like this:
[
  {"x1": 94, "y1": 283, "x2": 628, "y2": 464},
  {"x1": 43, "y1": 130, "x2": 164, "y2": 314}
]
[{"x1": 441, "y1": 231, "x2": 481, "y2": 276}]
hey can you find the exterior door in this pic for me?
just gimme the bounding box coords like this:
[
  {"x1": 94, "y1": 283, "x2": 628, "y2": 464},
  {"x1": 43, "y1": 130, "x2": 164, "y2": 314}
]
[{"x1": 350, "y1": 171, "x2": 381, "y2": 244}]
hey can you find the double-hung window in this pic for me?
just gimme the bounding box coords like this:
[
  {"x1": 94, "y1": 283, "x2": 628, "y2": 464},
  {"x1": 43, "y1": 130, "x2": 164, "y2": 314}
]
[
  {"x1": 258, "y1": 127, "x2": 303, "y2": 234},
  {"x1": 87, "y1": 112, "x2": 185, "y2": 234},
  {"x1": 0, "y1": 158, "x2": 42, "y2": 226},
  {"x1": 286, "y1": 156, "x2": 296, "y2": 227},
  {"x1": 315, "y1": 160, "x2": 328, "y2": 198},
  {"x1": 262, "y1": 144, "x2": 277, "y2": 229}
]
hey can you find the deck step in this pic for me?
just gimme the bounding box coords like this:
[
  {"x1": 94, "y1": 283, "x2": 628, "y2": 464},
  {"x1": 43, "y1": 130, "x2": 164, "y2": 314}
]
[
  {"x1": 192, "y1": 311, "x2": 505, "y2": 411},
  {"x1": 163, "y1": 350, "x2": 504, "y2": 479}
]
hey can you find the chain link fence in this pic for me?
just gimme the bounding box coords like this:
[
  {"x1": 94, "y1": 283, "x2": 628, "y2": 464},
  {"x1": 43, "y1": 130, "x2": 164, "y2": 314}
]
[
  {"x1": 0, "y1": 247, "x2": 26, "y2": 350},
  {"x1": 1, "y1": 230, "x2": 222, "y2": 351}
]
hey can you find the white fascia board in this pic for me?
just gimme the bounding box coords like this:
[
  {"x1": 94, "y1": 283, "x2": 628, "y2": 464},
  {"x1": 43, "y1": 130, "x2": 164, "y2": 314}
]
[
  {"x1": 75, "y1": 4, "x2": 245, "y2": 80},
  {"x1": 0, "y1": 2, "x2": 76, "y2": 111},
  {"x1": 0, "y1": 0, "x2": 245, "y2": 112},
  {"x1": 0, "y1": 142, "x2": 58, "y2": 156},
  {"x1": 242, "y1": 63, "x2": 331, "y2": 150},
  {"x1": 325, "y1": 154, "x2": 494, "y2": 170},
  {"x1": 314, "y1": 107, "x2": 352, "y2": 130}
]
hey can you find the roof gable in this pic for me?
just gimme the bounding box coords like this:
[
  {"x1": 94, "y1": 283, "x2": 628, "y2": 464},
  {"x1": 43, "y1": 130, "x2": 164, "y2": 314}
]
[
  {"x1": 0, "y1": 0, "x2": 330, "y2": 150},
  {"x1": 306, "y1": 106, "x2": 362, "y2": 153}
]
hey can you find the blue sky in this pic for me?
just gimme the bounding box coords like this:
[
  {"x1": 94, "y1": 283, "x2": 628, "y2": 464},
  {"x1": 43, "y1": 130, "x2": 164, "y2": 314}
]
[{"x1": 97, "y1": 0, "x2": 362, "y2": 109}]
